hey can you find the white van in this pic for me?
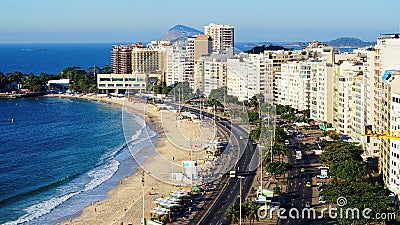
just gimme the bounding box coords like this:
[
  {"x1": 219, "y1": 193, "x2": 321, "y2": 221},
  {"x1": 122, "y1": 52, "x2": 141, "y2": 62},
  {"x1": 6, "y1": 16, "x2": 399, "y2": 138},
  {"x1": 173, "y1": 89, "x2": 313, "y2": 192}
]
[{"x1": 285, "y1": 140, "x2": 290, "y2": 145}]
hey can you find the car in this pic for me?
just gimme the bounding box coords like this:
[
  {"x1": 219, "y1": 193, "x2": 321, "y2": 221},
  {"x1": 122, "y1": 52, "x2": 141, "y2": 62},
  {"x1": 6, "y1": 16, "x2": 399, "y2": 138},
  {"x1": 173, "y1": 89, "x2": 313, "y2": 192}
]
[
  {"x1": 239, "y1": 136, "x2": 243, "y2": 140},
  {"x1": 300, "y1": 168, "x2": 305, "y2": 173},
  {"x1": 297, "y1": 134, "x2": 305, "y2": 138},
  {"x1": 319, "y1": 196, "x2": 326, "y2": 203},
  {"x1": 304, "y1": 201, "x2": 311, "y2": 208},
  {"x1": 318, "y1": 182, "x2": 327, "y2": 189},
  {"x1": 305, "y1": 182, "x2": 312, "y2": 187}
]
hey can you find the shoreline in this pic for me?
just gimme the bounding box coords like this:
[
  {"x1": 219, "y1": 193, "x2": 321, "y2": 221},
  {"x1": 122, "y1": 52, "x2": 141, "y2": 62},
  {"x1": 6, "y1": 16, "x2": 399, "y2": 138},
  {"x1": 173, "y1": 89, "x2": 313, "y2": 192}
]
[{"x1": 46, "y1": 94, "x2": 210, "y2": 225}]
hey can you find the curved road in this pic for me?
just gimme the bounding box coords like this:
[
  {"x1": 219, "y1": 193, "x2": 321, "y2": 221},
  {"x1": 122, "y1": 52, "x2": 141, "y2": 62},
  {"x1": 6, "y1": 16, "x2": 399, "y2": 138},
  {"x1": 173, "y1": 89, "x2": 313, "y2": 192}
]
[{"x1": 180, "y1": 106, "x2": 257, "y2": 225}]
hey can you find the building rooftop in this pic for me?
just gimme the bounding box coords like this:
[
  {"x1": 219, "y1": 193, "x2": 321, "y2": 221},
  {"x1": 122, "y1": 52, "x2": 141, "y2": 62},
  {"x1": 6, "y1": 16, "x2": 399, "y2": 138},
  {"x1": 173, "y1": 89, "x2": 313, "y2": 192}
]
[{"x1": 379, "y1": 33, "x2": 400, "y2": 39}]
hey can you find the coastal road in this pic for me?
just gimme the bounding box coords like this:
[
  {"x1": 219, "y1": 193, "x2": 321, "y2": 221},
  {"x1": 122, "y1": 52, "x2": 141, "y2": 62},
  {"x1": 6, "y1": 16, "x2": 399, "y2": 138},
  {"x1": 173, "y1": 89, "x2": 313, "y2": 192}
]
[{"x1": 180, "y1": 105, "x2": 257, "y2": 225}]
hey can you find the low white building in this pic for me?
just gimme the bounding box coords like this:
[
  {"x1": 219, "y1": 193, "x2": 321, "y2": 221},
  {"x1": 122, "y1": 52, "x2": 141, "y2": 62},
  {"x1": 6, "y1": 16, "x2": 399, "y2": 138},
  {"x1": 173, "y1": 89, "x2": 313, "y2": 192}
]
[
  {"x1": 47, "y1": 79, "x2": 70, "y2": 91},
  {"x1": 97, "y1": 73, "x2": 147, "y2": 94}
]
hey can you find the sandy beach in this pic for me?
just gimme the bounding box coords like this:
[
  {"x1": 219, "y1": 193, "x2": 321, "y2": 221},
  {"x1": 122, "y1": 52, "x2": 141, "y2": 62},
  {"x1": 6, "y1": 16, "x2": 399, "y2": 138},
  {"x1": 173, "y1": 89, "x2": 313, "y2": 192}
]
[{"x1": 51, "y1": 94, "x2": 217, "y2": 225}]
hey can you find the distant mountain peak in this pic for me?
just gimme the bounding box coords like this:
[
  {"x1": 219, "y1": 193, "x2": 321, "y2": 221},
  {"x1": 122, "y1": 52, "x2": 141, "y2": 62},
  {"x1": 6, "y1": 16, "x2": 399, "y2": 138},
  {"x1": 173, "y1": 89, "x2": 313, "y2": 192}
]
[{"x1": 161, "y1": 24, "x2": 203, "y2": 42}]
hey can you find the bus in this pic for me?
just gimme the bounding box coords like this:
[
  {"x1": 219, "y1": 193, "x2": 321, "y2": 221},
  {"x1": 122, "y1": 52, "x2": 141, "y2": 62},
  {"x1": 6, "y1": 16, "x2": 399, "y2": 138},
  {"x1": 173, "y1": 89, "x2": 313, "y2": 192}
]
[{"x1": 295, "y1": 151, "x2": 302, "y2": 160}]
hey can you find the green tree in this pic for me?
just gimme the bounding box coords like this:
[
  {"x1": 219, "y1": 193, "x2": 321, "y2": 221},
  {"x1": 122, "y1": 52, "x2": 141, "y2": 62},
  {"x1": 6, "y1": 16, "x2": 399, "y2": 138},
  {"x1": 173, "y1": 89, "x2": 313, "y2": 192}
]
[
  {"x1": 0, "y1": 72, "x2": 5, "y2": 92},
  {"x1": 329, "y1": 160, "x2": 367, "y2": 181},
  {"x1": 276, "y1": 104, "x2": 295, "y2": 115},
  {"x1": 323, "y1": 180, "x2": 392, "y2": 225},
  {"x1": 266, "y1": 162, "x2": 292, "y2": 179},
  {"x1": 247, "y1": 111, "x2": 259, "y2": 123},
  {"x1": 207, "y1": 98, "x2": 222, "y2": 108},
  {"x1": 273, "y1": 187, "x2": 281, "y2": 195},
  {"x1": 101, "y1": 65, "x2": 112, "y2": 74},
  {"x1": 244, "y1": 201, "x2": 260, "y2": 225},
  {"x1": 250, "y1": 123, "x2": 261, "y2": 141},
  {"x1": 226, "y1": 203, "x2": 240, "y2": 224},
  {"x1": 152, "y1": 85, "x2": 163, "y2": 94},
  {"x1": 319, "y1": 141, "x2": 363, "y2": 165},
  {"x1": 329, "y1": 132, "x2": 340, "y2": 141},
  {"x1": 272, "y1": 143, "x2": 288, "y2": 162},
  {"x1": 249, "y1": 95, "x2": 259, "y2": 108},
  {"x1": 274, "y1": 127, "x2": 288, "y2": 143}
]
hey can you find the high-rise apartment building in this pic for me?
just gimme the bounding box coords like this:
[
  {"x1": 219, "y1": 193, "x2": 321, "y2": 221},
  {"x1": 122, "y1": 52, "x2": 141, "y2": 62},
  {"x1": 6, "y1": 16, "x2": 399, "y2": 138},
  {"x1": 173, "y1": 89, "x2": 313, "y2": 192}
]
[
  {"x1": 309, "y1": 60, "x2": 335, "y2": 124},
  {"x1": 263, "y1": 50, "x2": 305, "y2": 104},
  {"x1": 227, "y1": 53, "x2": 273, "y2": 101},
  {"x1": 188, "y1": 34, "x2": 213, "y2": 61},
  {"x1": 111, "y1": 45, "x2": 133, "y2": 74},
  {"x1": 204, "y1": 23, "x2": 234, "y2": 52},
  {"x1": 333, "y1": 60, "x2": 367, "y2": 136},
  {"x1": 111, "y1": 41, "x2": 169, "y2": 76},
  {"x1": 373, "y1": 34, "x2": 400, "y2": 190},
  {"x1": 276, "y1": 61, "x2": 311, "y2": 111},
  {"x1": 165, "y1": 45, "x2": 193, "y2": 87},
  {"x1": 194, "y1": 49, "x2": 233, "y2": 96}
]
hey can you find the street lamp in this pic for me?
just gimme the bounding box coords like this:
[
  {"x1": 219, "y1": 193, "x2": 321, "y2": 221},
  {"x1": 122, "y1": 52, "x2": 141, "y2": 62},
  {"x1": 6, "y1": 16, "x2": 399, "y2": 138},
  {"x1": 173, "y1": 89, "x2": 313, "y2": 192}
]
[
  {"x1": 237, "y1": 175, "x2": 245, "y2": 225},
  {"x1": 141, "y1": 171, "x2": 145, "y2": 225}
]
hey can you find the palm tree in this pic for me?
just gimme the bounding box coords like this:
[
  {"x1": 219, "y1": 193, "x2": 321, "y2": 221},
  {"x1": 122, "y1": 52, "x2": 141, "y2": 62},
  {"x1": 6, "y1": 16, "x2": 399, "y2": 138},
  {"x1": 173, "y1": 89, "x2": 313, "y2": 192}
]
[
  {"x1": 102, "y1": 65, "x2": 112, "y2": 74},
  {"x1": 245, "y1": 202, "x2": 260, "y2": 225},
  {"x1": 226, "y1": 203, "x2": 240, "y2": 224}
]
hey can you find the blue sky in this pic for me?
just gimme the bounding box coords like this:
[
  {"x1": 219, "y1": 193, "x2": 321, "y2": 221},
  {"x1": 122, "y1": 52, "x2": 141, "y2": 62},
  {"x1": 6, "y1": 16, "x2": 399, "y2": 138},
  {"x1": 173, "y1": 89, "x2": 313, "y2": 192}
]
[{"x1": 1, "y1": 0, "x2": 398, "y2": 43}]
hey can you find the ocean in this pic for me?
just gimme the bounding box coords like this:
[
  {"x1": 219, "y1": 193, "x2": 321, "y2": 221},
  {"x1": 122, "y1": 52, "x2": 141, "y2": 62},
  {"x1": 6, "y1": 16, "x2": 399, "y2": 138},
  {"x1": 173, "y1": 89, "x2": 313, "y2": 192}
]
[
  {"x1": 0, "y1": 97, "x2": 157, "y2": 224},
  {"x1": 0, "y1": 43, "x2": 116, "y2": 75}
]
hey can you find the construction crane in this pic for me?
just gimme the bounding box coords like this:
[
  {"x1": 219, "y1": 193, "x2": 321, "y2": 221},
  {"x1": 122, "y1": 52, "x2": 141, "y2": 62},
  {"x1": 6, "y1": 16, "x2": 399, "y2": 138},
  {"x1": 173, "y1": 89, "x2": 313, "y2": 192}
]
[
  {"x1": 362, "y1": 69, "x2": 400, "y2": 140},
  {"x1": 362, "y1": 127, "x2": 400, "y2": 141}
]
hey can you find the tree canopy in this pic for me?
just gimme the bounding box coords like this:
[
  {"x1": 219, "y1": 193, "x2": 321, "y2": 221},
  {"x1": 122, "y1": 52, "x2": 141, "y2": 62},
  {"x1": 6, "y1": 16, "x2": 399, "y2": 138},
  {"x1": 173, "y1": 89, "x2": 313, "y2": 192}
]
[
  {"x1": 208, "y1": 86, "x2": 238, "y2": 105},
  {"x1": 328, "y1": 160, "x2": 367, "y2": 182},
  {"x1": 319, "y1": 141, "x2": 363, "y2": 165}
]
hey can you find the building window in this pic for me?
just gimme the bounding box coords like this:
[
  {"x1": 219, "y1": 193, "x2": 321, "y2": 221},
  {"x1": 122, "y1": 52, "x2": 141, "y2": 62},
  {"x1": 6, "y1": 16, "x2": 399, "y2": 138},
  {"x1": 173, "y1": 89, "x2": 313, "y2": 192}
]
[
  {"x1": 100, "y1": 78, "x2": 111, "y2": 81},
  {"x1": 374, "y1": 143, "x2": 378, "y2": 146}
]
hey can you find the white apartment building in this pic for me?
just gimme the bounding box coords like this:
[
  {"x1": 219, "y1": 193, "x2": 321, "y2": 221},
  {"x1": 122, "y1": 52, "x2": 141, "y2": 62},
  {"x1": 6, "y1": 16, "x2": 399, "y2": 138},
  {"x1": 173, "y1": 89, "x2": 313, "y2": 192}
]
[
  {"x1": 276, "y1": 61, "x2": 311, "y2": 111},
  {"x1": 165, "y1": 45, "x2": 194, "y2": 88},
  {"x1": 389, "y1": 93, "x2": 400, "y2": 194},
  {"x1": 309, "y1": 60, "x2": 334, "y2": 124},
  {"x1": 353, "y1": 48, "x2": 379, "y2": 157},
  {"x1": 194, "y1": 49, "x2": 233, "y2": 96},
  {"x1": 204, "y1": 23, "x2": 234, "y2": 52},
  {"x1": 97, "y1": 73, "x2": 147, "y2": 94},
  {"x1": 227, "y1": 53, "x2": 273, "y2": 102},
  {"x1": 374, "y1": 34, "x2": 400, "y2": 188},
  {"x1": 333, "y1": 60, "x2": 367, "y2": 136}
]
